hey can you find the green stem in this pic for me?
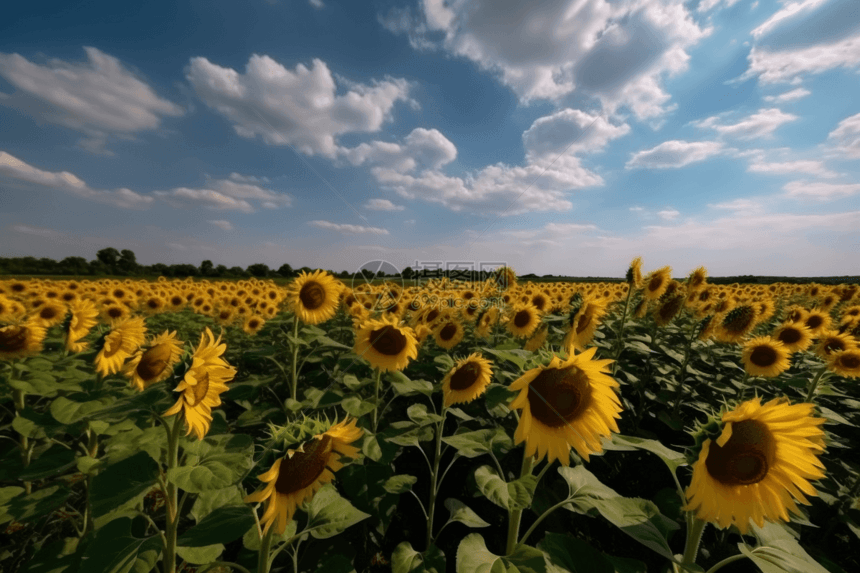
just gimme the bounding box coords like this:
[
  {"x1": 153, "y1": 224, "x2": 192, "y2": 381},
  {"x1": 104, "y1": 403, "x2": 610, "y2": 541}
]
[
  {"x1": 704, "y1": 554, "x2": 748, "y2": 573},
  {"x1": 162, "y1": 415, "x2": 184, "y2": 573},
  {"x1": 372, "y1": 369, "x2": 382, "y2": 433},
  {"x1": 425, "y1": 403, "x2": 447, "y2": 551},
  {"x1": 12, "y1": 386, "x2": 32, "y2": 495},
  {"x1": 672, "y1": 318, "x2": 700, "y2": 416},
  {"x1": 505, "y1": 452, "x2": 535, "y2": 555},
  {"x1": 805, "y1": 364, "x2": 828, "y2": 402},
  {"x1": 82, "y1": 427, "x2": 98, "y2": 536},
  {"x1": 258, "y1": 526, "x2": 275, "y2": 573},
  {"x1": 516, "y1": 497, "x2": 571, "y2": 548},
  {"x1": 290, "y1": 315, "x2": 300, "y2": 402},
  {"x1": 611, "y1": 285, "x2": 634, "y2": 374},
  {"x1": 680, "y1": 516, "x2": 707, "y2": 571},
  {"x1": 197, "y1": 563, "x2": 252, "y2": 573}
]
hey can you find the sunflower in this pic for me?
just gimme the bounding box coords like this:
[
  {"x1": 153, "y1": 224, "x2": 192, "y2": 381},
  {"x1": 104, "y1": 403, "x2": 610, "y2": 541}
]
[
  {"x1": 803, "y1": 311, "x2": 831, "y2": 337},
  {"x1": 563, "y1": 298, "x2": 608, "y2": 352},
  {"x1": 741, "y1": 337, "x2": 791, "y2": 378},
  {"x1": 94, "y1": 316, "x2": 147, "y2": 376},
  {"x1": 243, "y1": 315, "x2": 266, "y2": 336},
  {"x1": 31, "y1": 299, "x2": 68, "y2": 328},
  {"x1": 494, "y1": 266, "x2": 517, "y2": 290},
  {"x1": 507, "y1": 303, "x2": 542, "y2": 339},
  {"x1": 684, "y1": 397, "x2": 827, "y2": 535},
  {"x1": 244, "y1": 418, "x2": 363, "y2": 535},
  {"x1": 353, "y1": 315, "x2": 418, "y2": 372},
  {"x1": 64, "y1": 298, "x2": 100, "y2": 353},
  {"x1": 813, "y1": 330, "x2": 856, "y2": 359},
  {"x1": 101, "y1": 299, "x2": 131, "y2": 325},
  {"x1": 524, "y1": 323, "x2": 549, "y2": 352},
  {"x1": 442, "y1": 353, "x2": 494, "y2": 407},
  {"x1": 783, "y1": 306, "x2": 807, "y2": 324},
  {"x1": 714, "y1": 305, "x2": 759, "y2": 344},
  {"x1": 509, "y1": 348, "x2": 622, "y2": 465},
  {"x1": 214, "y1": 306, "x2": 237, "y2": 327},
  {"x1": 772, "y1": 323, "x2": 814, "y2": 354},
  {"x1": 434, "y1": 319, "x2": 464, "y2": 350},
  {"x1": 288, "y1": 270, "x2": 342, "y2": 325},
  {"x1": 687, "y1": 266, "x2": 708, "y2": 292},
  {"x1": 653, "y1": 294, "x2": 686, "y2": 327},
  {"x1": 0, "y1": 296, "x2": 26, "y2": 323},
  {"x1": 626, "y1": 257, "x2": 644, "y2": 288},
  {"x1": 0, "y1": 320, "x2": 47, "y2": 360},
  {"x1": 643, "y1": 266, "x2": 672, "y2": 301},
  {"x1": 123, "y1": 330, "x2": 184, "y2": 391},
  {"x1": 475, "y1": 307, "x2": 499, "y2": 339},
  {"x1": 163, "y1": 328, "x2": 237, "y2": 440},
  {"x1": 827, "y1": 349, "x2": 860, "y2": 378}
]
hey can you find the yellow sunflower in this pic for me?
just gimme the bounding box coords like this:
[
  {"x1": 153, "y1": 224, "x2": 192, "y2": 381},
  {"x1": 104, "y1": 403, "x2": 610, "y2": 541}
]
[
  {"x1": 123, "y1": 330, "x2": 185, "y2": 391},
  {"x1": 32, "y1": 299, "x2": 68, "y2": 328},
  {"x1": 685, "y1": 397, "x2": 827, "y2": 535},
  {"x1": 288, "y1": 270, "x2": 342, "y2": 325},
  {"x1": 813, "y1": 330, "x2": 856, "y2": 359},
  {"x1": 434, "y1": 319, "x2": 464, "y2": 350},
  {"x1": 687, "y1": 266, "x2": 708, "y2": 292},
  {"x1": 772, "y1": 323, "x2": 814, "y2": 354},
  {"x1": 100, "y1": 299, "x2": 131, "y2": 325},
  {"x1": 509, "y1": 348, "x2": 622, "y2": 465},
  {"x1": 64, "y1": 298, "x2": 100, "y2": 353},
  {"x1": 353, "y1": 315, "x2": 418, "y2": 372},
  {"x1": 626, "y1": 257, "x2": 644, "y2": 289},
  {"x1": 803, "y1": 311, "x2": 831, "y2": 337},
  {"x1": 243, "y1": 315, "x2": 266, "y2": 336},
  {"x1": 0, "y1": 296, "x2": 26, "y2": 323},
  {"x1": 713, "y1": 305, "x2": 759, "y2": 344},
  {"x1": 94, "y1": 316, "x2": 147, "y2": 377},
  {"x1": 163, "y1": 328, "x2": 237, "y2": 441},
  {"x1": 653, "y1": 294, "x2": 686, "y2": 327},
  {"x1": 827, "y1": 349, "x2": 860, "y2": 378},
  {"x1": 442, "y1": 353, "x2": 494, "y2": 407},
  {"x1": 0, "y1": 319, "x2": 47, "y2": 360},
  {"x1": 507, "y1": 303, "x2": 542, "y2": 339},
  {"x1": 244, "y1": 418, "x2": 363, "y2": 535},
  {"x1": 475, "y1": 307, "x2": 499, "y2": 339},
  {"x1": 524, "y1": 323, "x2": 549, "y2": 352},
  {"x1": 564, "y1": 298, "x2": 608, "y2": 352},
  {"x1": 643, "y1": 266, "x2": 672, "y2": 301},
  {"x1": 741, "y1": 337, "x2": 791, "y2": 378}
]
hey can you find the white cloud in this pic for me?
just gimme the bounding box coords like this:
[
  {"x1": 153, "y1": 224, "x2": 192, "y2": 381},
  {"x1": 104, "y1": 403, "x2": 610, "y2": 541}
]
[
  {"x1": 0, "y1": 151, "x2": 153, "y2": 209},
  {"x1": 657, "y1": 208, "x2": 680, "y2": 220},
  {"x1": 186, "y1": 55, "x2": 412, "y2": 157},
  {"x1": 338, "y1": 127, "x2": 457, "y2": 172},
  {"x1": 751, "y1": 0, "x2": 830, "y2": 40},
  {"x1": 741, "y1": 33, "x2": 860, "y2": 84},
  {"x1": 693, "y1": 108, "x2": 798, "y2": 140},
  {"x1": 382, "y1": 0, "x2": 710, "y2": 119},
  {"x1": 154, "y1": 173, "x2": 292, "y2": 212},
  {"x1": 826, "y1": 112, "x2": 860, "y2": 159},
  {"x1": 521, "y1": 108, "x2": 630, "y2": 159},
  {"x1": 783, "y1": 180, "x2": 860, "y2": 200},
  {"x1": 208, "y1": 220, "x2": 233, "y2": 231},
  {"x1": 708, "y1": 198, "x2": 766, "y2": 212},
  {"x1": 697, "y1": 0, "x2": 742, "y2": 13},
  {"x1": 626, "y1": 140, "x2": 725, "y2": 169},
  {"x1": 308, "y1": 220, "x2": 390, "y2": 235},
  {"x1": 309, "y1": 0, "x2": 324, "y2": 9},
  {"x1": 747, "y1": 159, "x2": 839, "y2": 178},
  {"x1": 10, "y1": 224, "x2": 61, "y2": 238},
  {"x1": 363, "y1": 198, "x2": 405, "y2": 211},
  {"x1": 629, "y1": 206, "x2": 644, "y2": 211},
  {"x1": 762, "y1": 87, "x2": 811, "y2": 103},
  {"x1": 0, "y1": 47, "x2": 183, "y2": 153}
]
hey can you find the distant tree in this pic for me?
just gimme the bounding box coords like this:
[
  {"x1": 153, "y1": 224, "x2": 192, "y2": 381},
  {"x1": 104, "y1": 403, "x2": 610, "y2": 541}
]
[
  {"x1": 200, "y1": 260, "x2": 214, "y2": 277},
  {"x1": 89, "y1": 259, "x2": 109, "y2": 275},
  {"x1": 214, "y1": 264, "x2": 228, "y2": 277},
  {"x1": 229, "y1": 266, "x2": 249, "y2": 278},
  {"x1": 59, "y1": 256, "x2": 90, "y2": 275},
  {"x1": 169, "y1": 264, "x2": 198, "y2": 278},
  {"x1": 276, "y1": 264, "x2": 294, "y2": 278},
  {"x1": 118, "y1": 249, "x2": 139, "y2": 275},
  {"x1": 402, "y1": 267, "x2": 415, "y2": 279},
  {"x1": 96, "y1": 247, "x2": 121, "y2": 270},
  {"x1": 299, "y1": 267, "x2": 313, "y2": 275},
  {"x1": 338, "y1": 270, "x2": 350, "y2": 278},
  {"x1": 247, "y1": 263, "x2": 270, "y2": 278}
]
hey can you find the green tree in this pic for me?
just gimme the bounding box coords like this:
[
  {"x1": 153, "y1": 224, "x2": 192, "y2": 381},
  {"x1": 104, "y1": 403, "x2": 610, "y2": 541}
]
[
  {"x1": 200, "y1": 260, "x2": 214, "y2": 277},
  {"x1": 276, "y1": 263, "x2": 294, "y2": 278},
  {"x1": 117, "y1": 249, "x2": 138, "y2": 274},
  {"x1": 96, "y1": 247, "x2": 120, "y2": 270},
  {"x1": 247, "y1": 263, "x2": 270, "y2": 277}
]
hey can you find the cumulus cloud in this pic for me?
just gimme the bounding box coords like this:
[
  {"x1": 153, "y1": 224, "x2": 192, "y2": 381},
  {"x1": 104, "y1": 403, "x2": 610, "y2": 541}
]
[
  {"x1": 0, "y1": 47, "x2": 183, "y2": 154},
  {"x1": 826, "y1": 112, "x2": 860, "y2": 159},
  {"x1": 782, "y1": 180, "x2": 860, "y2": 200},
  {"x1": 0, "y1": 151, "x2": 153, "y2": 209},
  {"x1": 363, "y1": 198, "x2": 405, "y2": 211},
  {"x1": 338, "y1": 127, "x2": 457, "y2": 172},
  {"x1": 763, "y1": 87, "x2": 811, "y2": 103},
  {"x1": 154, "y1": 173, "x2": 292, "y2": 212},
  {"x1": 741, "y1": 33, "x2": 860, "y2": 85},
  {"x1": 208, "y1": 220, "x2": 233, "y2": 231},
  {"x1": 697, "y1": 0, "x2": 743, "y2": 13},
  {"x1": 521, "y1": 108, "x2": 630, "y2": 159},
  {"x1": 751, "y1": 0, "x2": 830, "y2": 40},
  {"x1": 186, "y1": 55, "x2": 412, "y2": 157},
  {"x1": 308, "y1": 220, "x2": 390, "y2": 235},
  {"x1": 692, "y1": 108, "x2": 798, "y2": 140},
  {"x1": 626, "y1": 140, "x2": 724, "y2": 169},
  {"x1": 657, "y1": 208, "x2": 680, "y2": 220}
]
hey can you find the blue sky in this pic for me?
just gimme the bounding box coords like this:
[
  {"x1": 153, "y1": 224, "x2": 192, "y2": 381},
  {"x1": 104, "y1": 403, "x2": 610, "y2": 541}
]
[{"x1": 1, "y1": 0, "x2": 858, "y2": 277}]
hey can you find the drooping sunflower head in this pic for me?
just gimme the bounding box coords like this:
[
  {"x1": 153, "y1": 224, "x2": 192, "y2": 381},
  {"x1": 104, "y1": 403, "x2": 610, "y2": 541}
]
[
  {"x1": 524, "y1": 323, "x2": 549, "y2": 352},
  {"x1": 506, "y1": 303, "x2": 542, "y2": 339},
  {"x1": 0, "y1": 319, "x2": 47, "y2": 360},
  {"x1": 772, "y1": 322, "x2": 814, "y2": 353},
  {"x1": 353, "y1": 315, "x2": 418, "y2": 372},
  {"x1": 714, "y1": 304, "x2": 759, "y2": 344},
  {"x1": 563, "y1": 298, "x2": 608, "y2": 352},
  {"x1": 475, "y1": 306, "x2": 500, "y2": 339},
  {"x1": 626, "y1": 257, "x2": 644, "y2": 288},
  {"x1": 643, "y1": 266, "x2": 672, "y2": 301},
  {"x1": 741, "y1": 336, "x2": 791, "y2": 378},
  {"x1": 442, "y1": 353, "x2": 494, "y2": 407},
  {"x1": 94, "y1": 316, "x2": 148, "y2": 377},
  {"x1": 64, "y1": 297, "x2": 100, "y2": 353},
  {"x1": 494, "y1": 266, "x2": 517, "y2": 290},
  {"x1": 685, "y1": 397, "x2": 827, "y2": 535},
  {"x1": 434, "y1": 319, "x2": 465, "y2": 350},
  {"x1": 288, "y1": 270, "x2": 342, "y2": 325},
  {"x1": 123, "y1": 330, "x2": 185, "y2": 391},
  {"x1": 509, "y1": 348, "x2": 622, "y2": 465},
  {"x1": 687, "y1": 266, "x2": 708, "y2": 292},
  {"x1": 653, "y1": 293, "x2": 686, "y2": 327}
]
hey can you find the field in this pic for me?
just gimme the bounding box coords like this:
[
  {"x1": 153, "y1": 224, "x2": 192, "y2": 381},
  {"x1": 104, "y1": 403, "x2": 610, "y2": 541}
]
[{"x1": 1, "y1": 263, "x2": 859, "y2": 573}]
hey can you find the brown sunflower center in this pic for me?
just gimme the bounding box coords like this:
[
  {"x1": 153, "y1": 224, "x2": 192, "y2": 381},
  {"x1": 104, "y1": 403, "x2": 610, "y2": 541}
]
[
  {"x1": 822, "y1": 338, "x2": 845, "y2": 355},
  {"x1": 527, "y1": 365, "x2": 592, "y2": 428},
  {"x1": 102, "y1": 332, "x2": 124, "y2": 358},
  {"x1": 39, "y1": 306, "x2": 59, "y2": 320},
  {"x1": 249, "y1": 319, "x2": 260, "y2": 329},
  {"x1": 0, "y1": 327, "x2": 28, "y2": 352},
  {"x1": 450, "y1": 362, "x2": 482, "y2": 391},
  {"x1": 370, "y1": 326, "x2": 407, "y2": 356},
  {"x1": 299, "y1": 282, "x2": 326, "y2": 310},
  {"x1": 805, "y1": 315, "x2": 823, "y2": 330},
  {"x1": 705, "y1": 419, "x2": 773, "y2": 486},
  {"x1": 137, "y1": 343, "x2": 173, "y2": 382},
  {"x1": 171, "y1": 296, "x2": 184, "y2": 306},
  {"x1": 648, "y1": 276, "x2": 664, "y2": 292},
  {"x1": 188, "y1": 372, "x2": 211, "y2": 407},
  {"x1": 425, "y1": 309, "x2": 440, "y2": 323},
  {"x1": 107, "y1": 306, "x2": 124, "y2": 319},
  {"x1": 575, "y1": 310, "x2": 592, "y2": 334},
  {"x1": 439, "y1": 323, "x2": 457, "y2": 341},
  {"x1": 837, "y1": 354, "x2": 860, "y2": 370},
  {"x1": 514, "y1": 310, "x2": 531, "y2": 328},
  {"x1": 147, "y1": 299, "x2": 160, "y2": 309},
  {"x1": 274, "y1": 435, "x2": 333, "y2": 495},
  {"x1": 749, "y1": 345, "x2": 778, "y2": 367},
  {"x1": 777, "y1": 327, "x2": 801, "y2": 345}
]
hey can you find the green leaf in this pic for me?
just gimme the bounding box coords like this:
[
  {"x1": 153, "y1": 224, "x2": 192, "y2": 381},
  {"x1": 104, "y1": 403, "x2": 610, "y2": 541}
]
[
  {"x1": 12, "y1": 407, "x2": 67, "y2": 439},
  {"x1": 504, "y1": 544, "x2": 548, "y2": 573},
  {"x1": 0, "y1": 485, "x2": 70, "y2": 526},
  {"x1": 315, "y1": 553, "x2": 359, "y2": 573},
  {"x1": 91, "y1": 451, "x2": 160, "y2": 519},
  {"x1": 383, "y1": 475, "x2": 418, "y2": 494},
  {"x1": 0, "y1": 486, "x2": 25, "y2": 506},
  {"x1": 392, "y1": 541, "x2": 446, "y2": 573},
  {"x1": 342, "y1": 374, "x2": 363, "y2": 391},
  {"x1": 168, "y1": 433, "x2": 253, "y2": 493},
  {"x1": 385, "y1": 424, "x2": 435, "y2": 447},
  {"x1": 177, "y1": 505, "x2": 256, "y2": 547},
  {"x1": 389, "y1": 371, "x2": 435, "y2": 397},
  {"x1": 50, "y1": 395, "x2": 115, "y2": 425},
  {"x1": 443, "y1": 498, "x2": 490, "y2": 528},
  {"x1": 484, "y1": 384, "x2": 516, "y2": 418},
  {"x1": 442, "y1": 428, "x2": 512, "y2": 458},
  {"x1": 304, "y1": 483, "x2": 371, "y2": 539},
  {"x1": 103, "y1": 426, "x2": 166, "y2": 465},
  {"x1": 9, "y1": 371, "x2": 64, "y2": 397},
  {"x1": 741, "y1": 522, "x2": 831, "y2": 573},
  {"x1": 407, "y1": 403, "x2": 445, "y2": 426},
  {"x1": 474, "y1": 466, "x2": 537, "y2": 511},
  {"x1": 600, "y1": 434, "x2": 687, "y2": 473},
  {"x1": 537, "y1": 532, "x2": 614, "y2": 573},
  {"x1": 18, "y1": 444, "x2": 77, "y2": 481},
  {"x1": 190, "y1": 486, "x2": 245, "y2": 522},
  {"x1": 446, "y1": 407, "x2": 474, "y2": 421},
  {"x1": 483, "y1": 349, "x2": 528, "y2": 369},
  {"x1": 79, "y1": 517, "x2": 162, "y2": 573},
  {"x1": 243, "y1": 516, "x2": 297, "y2": 551},
  {"x1": 455, "y1": 533, "x2": 503, "y2": 573},
  {"x1": 175, "y1": 544, "x2": 225, "y2": 565},
  {"x1": 341, "y1": 395, "x2": 376, "y2": 418}
]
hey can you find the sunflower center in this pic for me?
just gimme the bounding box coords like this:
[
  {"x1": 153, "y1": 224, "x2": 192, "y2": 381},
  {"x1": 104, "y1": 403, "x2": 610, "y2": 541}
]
[
  {"x1": 370, "y1": 326, "x2": 407, "y2": 356},
  {"x1": 107, "y1": 307, "x2": 124, "y2": 319},
  {"x1": 527, "y1": 366, "x2": 592, "y2": 428},
  {"x1": 249, "y1": 319, "x2": 260, "y2": 329},
  {"x1": 822, "y1": 338, "x2": 845, "y2": 355},
  {"x1": 137, "y1": 343, "x2": 172, "y2": 382},
  {"x1": 299, "y1": 282, "x2": 326, "y2": 310},
  {"x1": 102, "y1": 332, "x2": 125, "y2": 358},
  {"x1": 274, "y1": 436, "x2": 333, "y2": 495},
  {"x1": 514, "y1": 310, "x2": 531, "y2": 328},
  {"x1": 575, "y1": 310, "x2": 592, "y2": 334},
  {"x1": 439, "y1": 323, "x2": 457, "y2": 341},
  {"x1": 805, "y1": 315, "x2": 823, "y2": 330},
  {"x1": 426, "y1": 309, "x2": 440, "y2": 323},
  {"x1": 705, "y1": 420, "x2": 773, "y2": 486},
  {"x1": 450, "y1": 362, "x2": 481, "y2": 391},
  {"x1": 40, "y1": 307, "x2": 59, "y2": 320},
  {"x1": 0, "y1": 327, "x2": 28, "y2": 352},
  {"x1": 777, "y1": 327, "x2": 801, "y2": 344},
  {"x1": 188, "y1": 372, "x2": 211, "y2": 406},
  {"x1": 838, "y1": 354, "x2": 860, "y2": 370},
  {"x1": 749, "y1": 345, "x2": 778, "y2": 367},
  {"x1": 648, "y1": 276, "x2": 663, "y2": 292}
]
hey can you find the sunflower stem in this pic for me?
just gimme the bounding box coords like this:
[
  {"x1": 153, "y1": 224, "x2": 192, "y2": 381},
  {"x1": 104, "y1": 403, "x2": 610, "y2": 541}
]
[
  {"x1": 804, "y1": 364, "x2": 828, "y2": 402},
  {"x1": 290, "y1": 315, "x2": 300, "y2": 402},
  {"x1": 162, "y1": 415, "x2": 184, "y2": 573},
  {"x1": 82, "y1": 426, "x2": 98, "y2": 536},
  {"x1": 258, "y1": 526, "x2": 275, "y2": 573},
  {"x1": 12, "y1": 385, "x2": 32, "y2": 495},
  {"x1": 425, "y1": 402, "x2": 447, "y2": 551},
  {"x1": 671, "y1": 317, "x2": 700, "y2": 417},
  {"x1": 703, "y1": 553, "x2": 748, "y2": 573},
  {"x1": 680, "y1": 516, "x2": 707, "y2": 571},
  {"x1": 611, "y1": 284, "x2": 634, "y2": 375},
  {"x1": 516, "y1": 497, "x2": 571, "y2": 549},
  {"x1": 505, "y1": 452, "x2": 535, "y2": 555}
]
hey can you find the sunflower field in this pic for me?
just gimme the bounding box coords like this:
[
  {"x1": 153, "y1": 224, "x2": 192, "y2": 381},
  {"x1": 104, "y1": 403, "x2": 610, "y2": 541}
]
[{"x1": 1, "y1": 261, "x2": 860, "y2": 573}]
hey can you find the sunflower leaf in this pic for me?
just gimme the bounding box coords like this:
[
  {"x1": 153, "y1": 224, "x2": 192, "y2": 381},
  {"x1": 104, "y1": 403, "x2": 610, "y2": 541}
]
[
  {"x1": 443, "y1": 498, "x2": 490, "y2": 528},
  {"x1": 455, "y1": 533, "x2": 503, "y2": 573},
  {"x1": 0, "y1": 485, "x2": 70, "y2": 526},
  {"x1": 168, "y1": 434, "x2": 254, "y2": 493},
  {"x1": 600, "y1": 434, "x2": 687, "y2": 473},
  {"x1": 79, "y1": 517, "x2": 162, "y2": 573},
  {"x1": 441, "y1": 428, "x2": 512, "y2": 458},
  {"x1": 90, "y1": 451, "x2": 160, "y2": 519},
  {"x1": 177, "y1": 505, "x2": 256, "y2": 546},
  {"x1": 175, "y1": 544, "x2": 225, "y2": 565},
  {"x1": 392, "y1": 541, "x2": 446, "y2": 573},
  {"x1": 383, "y1": 475, "x2": 418, "y2": 494},
  {"x1": 17, "y1": 444, "x2": 77, "y2": 481},
  {"x1": 536, "y1": 532, "x2": 616, "y2": 573},
  {"x1": 304, "y1": 483, "x2": 371, "y2": 539},
  {"x1": 474, "y1": 466, "x2": 537, "y2": 511},
  {"x1": 50, "y1": 394, "x2": 115, "y2": 425}
]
